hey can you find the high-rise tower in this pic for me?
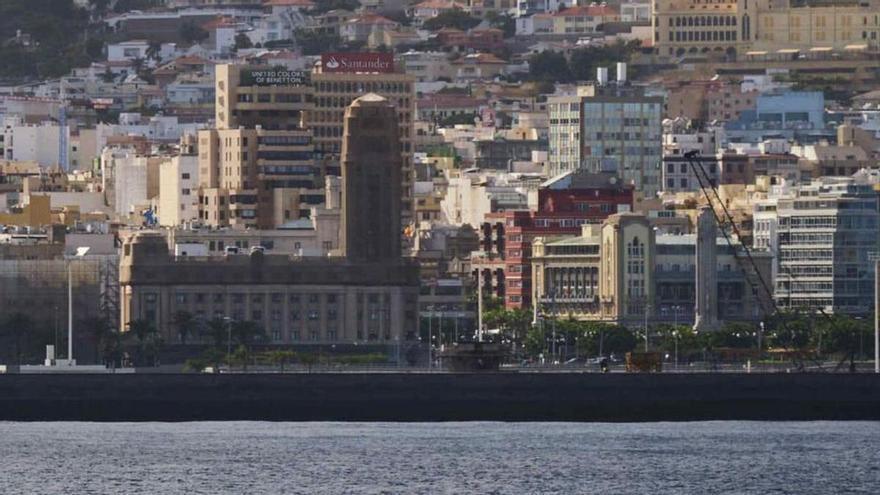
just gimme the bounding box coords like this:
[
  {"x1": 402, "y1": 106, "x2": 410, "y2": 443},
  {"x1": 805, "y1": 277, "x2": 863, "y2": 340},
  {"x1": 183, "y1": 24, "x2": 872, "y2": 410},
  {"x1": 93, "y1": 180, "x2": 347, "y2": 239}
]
[{"x1": 340, "y1": 93, "x2": 402, "y2": 262}]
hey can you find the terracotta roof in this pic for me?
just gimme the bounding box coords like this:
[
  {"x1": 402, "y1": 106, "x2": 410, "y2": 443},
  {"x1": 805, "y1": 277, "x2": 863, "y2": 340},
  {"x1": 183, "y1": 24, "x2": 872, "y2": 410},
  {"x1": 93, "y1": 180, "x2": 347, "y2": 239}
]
[
  {"x1": 175, "y1": 55, "x2": 215, "y2": 65},
  {"x1": 553, "y1": 5, "x2": 619, "y2": 17},
  {"x1": 413, "y1": 0, "x2": 465, "y2": 9},
  {"x1": 202, "y1": 17, "x2": 236, "y2": 30},
  {"x1": 263, "y1": 0, "x2": 315, "y2": 6}
]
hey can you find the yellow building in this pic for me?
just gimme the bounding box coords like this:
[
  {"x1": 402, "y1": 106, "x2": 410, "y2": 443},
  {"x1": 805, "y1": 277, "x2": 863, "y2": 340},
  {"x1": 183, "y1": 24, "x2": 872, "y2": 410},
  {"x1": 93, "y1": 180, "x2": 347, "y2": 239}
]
[
  {"x1": 754, "y1": 4, "x2": 880, "y2": 51},
  {"x1": 652, "y1": 0, "x2": 757, "y2": 56},
  {"x1": 202, "y1": 64, "x2": 317, "y2": 229},
  {"x1": 654, "y1": 0, "x2": 880, "y2": 56},
  {"x1": 311, "y1": 69, "x2": 416, "y2": 232},
  {"x1": 0, "y1": 194, "x2": 52, "y2": 227}
]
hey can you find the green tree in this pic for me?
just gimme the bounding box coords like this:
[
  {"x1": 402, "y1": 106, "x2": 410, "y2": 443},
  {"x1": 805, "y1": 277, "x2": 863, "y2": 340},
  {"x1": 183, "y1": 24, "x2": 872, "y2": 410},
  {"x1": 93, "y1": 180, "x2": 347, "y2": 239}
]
[
  {"x1": 145, "y1": 40, "x2": 162, "y2": 61},
  {"x1": 230, "y1": 344, "x2": 251, "y2": 370},
  {"x1": 485, "y1": 11, "x2": 515, "y2": 38},
  {"x1": 567, "y1": 40, "x2": 641, "y2": 82},
  {"x1": 179, "y1": 21, "x2": 209, "y2": 45},
  {"x1": 231, "y1": 320, "x2": 265, "y2": 349},
  {"x1": 298, "y1": 352, "x2": 318, "y2": 372},
  {"x1": 423, "y1": 11, "x2": 481, "y2": 31},
  {"x1": 523, "y1": 324, "x2": 545, "y2": 357},
  {"x1": 818, "y1": 315, "x2": 871, "y2": 372},
  {"x1": 79, "y1": 316, "x2": 115, "y2": 365},
  {"x1": 312, "y1": 0, "x2": 361, "y2": 14},
  {"x1": 171, "y1": 310, "x2": 197, "y2": 345},
  {"x1": 293, "y1": 28, "x2": 342, "y2": 56},
  {"x1": 125, "y1": 319, "x2": 163, "y2": 367},
  {"x1": 438, "y1": 112, "x2": 477, "y2": 126},
  {"x1": 234, "y1": 33, "x2": 253, "y2": 51},
  {"x1": 528, "y1": 51, "x2": 572, "y2": 83},
  {"x1": 202, "y1": 317, "x2": 229, "y2": 349},
  {"x1": 267, "y1": 350, "x2": 297, "y2": 372}
]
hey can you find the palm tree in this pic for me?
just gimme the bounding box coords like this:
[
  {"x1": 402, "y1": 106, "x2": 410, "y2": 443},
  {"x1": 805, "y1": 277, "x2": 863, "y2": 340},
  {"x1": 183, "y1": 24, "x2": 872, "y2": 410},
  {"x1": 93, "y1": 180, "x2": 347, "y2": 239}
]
[
  {"x1": 202, "y1": 317, "x2": 229, "y2": 350},
  {"x1": 171, "y1": 310, "x2": 197, "y2": 345},
  {"x1": 145, "y1": 40, "x2": 162, "y2": 62},
  {"x1": 79, "y1": 316, "x2": 114, "y2": 365},
  {"x1": 231, "y1": 320, "x2": 265, "y2": 349},
  {"x1": 126, "y1": 319, "x2": 163, "y2": 367}
]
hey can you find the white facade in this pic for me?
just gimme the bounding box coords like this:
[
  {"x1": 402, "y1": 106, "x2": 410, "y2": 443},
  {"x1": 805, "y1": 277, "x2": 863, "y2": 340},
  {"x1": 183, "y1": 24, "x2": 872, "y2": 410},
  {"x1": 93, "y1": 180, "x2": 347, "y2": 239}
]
[
  {"x1": 102, "y1": 147, "x2": 148, "y2": 218},
  {"x1": 158, "y1": 155, "x2": 200, "y2": 227},
  {"x1": 0, "y1": 117, "x2": 67, "y2": 169},
  {"x1": 108, "y1": 41, "x2": 150, "y2": 63},
  {"x1": 620, "y1": 2, "x2": 651, "y2": 23}
]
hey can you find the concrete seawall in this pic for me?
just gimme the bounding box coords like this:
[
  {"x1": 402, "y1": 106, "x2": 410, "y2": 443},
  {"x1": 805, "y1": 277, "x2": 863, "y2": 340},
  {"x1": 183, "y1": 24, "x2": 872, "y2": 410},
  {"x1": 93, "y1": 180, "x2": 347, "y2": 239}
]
[{"x1": 0, "y1": 373, "x2": 878, "y2": 422}]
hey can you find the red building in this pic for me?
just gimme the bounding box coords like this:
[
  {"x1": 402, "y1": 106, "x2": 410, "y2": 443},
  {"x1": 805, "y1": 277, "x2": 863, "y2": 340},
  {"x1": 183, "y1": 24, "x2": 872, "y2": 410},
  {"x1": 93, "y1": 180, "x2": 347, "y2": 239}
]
[{"x1": 472, "y1": 171, "x2": 634, "y2": 310}]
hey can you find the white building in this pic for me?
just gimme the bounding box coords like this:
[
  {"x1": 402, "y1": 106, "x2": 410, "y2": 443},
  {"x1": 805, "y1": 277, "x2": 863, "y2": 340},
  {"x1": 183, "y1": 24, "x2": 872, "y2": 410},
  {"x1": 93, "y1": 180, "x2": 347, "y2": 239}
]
[
  {"x1": 113, "y1": 153, "x2": 149, "y2": 219},
  {"x1": 620, "y1": 1, "x2": 651, "y2": 23},
  {"x1": 0, "y1": 117, "x2": 67, "y2": 169},
  {"x1": 753, "y1": 177, "x2": 879, "y2": 315},
  {"x1": 158, "y1": 154, "x2": 199, "y2": 227}
]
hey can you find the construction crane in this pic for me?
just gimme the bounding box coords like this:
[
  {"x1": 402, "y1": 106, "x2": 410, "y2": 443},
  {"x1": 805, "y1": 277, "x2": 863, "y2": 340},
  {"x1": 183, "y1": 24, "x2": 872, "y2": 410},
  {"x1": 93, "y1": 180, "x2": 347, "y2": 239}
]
[{"x1": 683, "y1": 150, "x2": 838, "y2": 371}]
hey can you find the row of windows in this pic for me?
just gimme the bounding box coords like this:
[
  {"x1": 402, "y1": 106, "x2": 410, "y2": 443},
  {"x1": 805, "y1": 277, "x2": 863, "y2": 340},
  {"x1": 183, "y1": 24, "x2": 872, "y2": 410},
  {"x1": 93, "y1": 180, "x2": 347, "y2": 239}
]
[
  {"x1": 670, "y1": 15, "x2": 737, "y2": 27},
  {"x1": 671, "y1": 30, "x2": 737, "y2": 42},
  {"x1": 314, "y1": 81, "x2": 410, "y2": 94}
]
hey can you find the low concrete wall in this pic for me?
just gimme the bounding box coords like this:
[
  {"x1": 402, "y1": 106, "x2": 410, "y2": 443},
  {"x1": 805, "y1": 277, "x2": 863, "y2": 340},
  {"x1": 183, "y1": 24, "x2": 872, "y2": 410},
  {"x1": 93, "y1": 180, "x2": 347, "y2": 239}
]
[{"x1": 0, "y1": 373, "x2": 878, "y2": 422}]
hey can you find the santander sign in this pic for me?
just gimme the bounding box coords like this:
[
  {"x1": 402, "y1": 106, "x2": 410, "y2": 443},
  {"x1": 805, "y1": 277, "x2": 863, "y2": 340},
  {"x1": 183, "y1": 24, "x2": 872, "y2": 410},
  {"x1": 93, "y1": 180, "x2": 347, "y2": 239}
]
[{"x1": 321, "y1": 52, "x2": 394, "y2": 74}]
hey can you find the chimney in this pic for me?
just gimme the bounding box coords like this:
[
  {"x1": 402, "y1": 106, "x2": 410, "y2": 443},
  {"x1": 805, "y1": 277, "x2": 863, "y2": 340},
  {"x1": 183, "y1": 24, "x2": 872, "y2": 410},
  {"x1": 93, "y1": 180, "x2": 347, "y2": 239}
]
[{"x1": 596, "y1": 67, "x2": 608, "y2": 86}]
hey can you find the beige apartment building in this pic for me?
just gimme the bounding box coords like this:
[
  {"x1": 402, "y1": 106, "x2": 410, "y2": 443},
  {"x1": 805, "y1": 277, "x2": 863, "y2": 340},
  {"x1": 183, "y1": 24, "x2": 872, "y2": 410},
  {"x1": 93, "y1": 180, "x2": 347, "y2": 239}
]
[
  {"x1": 199, "y1": 64, "x2": 319, "y2": 229},
  {"x1": 311, "y1": 70, "x2": 416, "y2": 233}
]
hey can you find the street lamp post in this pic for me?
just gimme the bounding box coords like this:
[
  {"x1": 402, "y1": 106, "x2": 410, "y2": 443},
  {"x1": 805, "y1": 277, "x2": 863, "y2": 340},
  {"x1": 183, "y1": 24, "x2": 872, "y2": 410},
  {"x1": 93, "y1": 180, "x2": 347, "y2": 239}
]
[
  {"x1": 66, "y1": 247, "x2": 91, "y2": 365},
  {"x1": 223, "y1": 316, "x2": 233, "y2": 368},
  {"x1": 870, "y1": 253, "x2": 879, "y2": 373},
  {"x1": 673, "y1": 330, "x2": 679, "y2": 370},
  {"x1": 427, "y1": 308, "x2": 433, "y2": 370}
]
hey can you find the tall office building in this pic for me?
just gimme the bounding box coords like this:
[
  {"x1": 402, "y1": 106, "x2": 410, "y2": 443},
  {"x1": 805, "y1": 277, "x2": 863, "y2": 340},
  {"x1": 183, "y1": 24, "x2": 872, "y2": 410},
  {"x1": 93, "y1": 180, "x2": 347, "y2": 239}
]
[
  {"x1": 340, "y1": 93, "x2": 402, "y2": 262},
  {"x1": 548, "y1": 76, "x2": 663, "y2": 198},
  {"x1": 198, "y1": 64, "x2": 320, "y2": 229},
  {"x1": 754, "y1": 177, "x2": 878, "y2": 314},
  {"x1": 311, "y1": 53, "x2": 416, "y2": 238}
]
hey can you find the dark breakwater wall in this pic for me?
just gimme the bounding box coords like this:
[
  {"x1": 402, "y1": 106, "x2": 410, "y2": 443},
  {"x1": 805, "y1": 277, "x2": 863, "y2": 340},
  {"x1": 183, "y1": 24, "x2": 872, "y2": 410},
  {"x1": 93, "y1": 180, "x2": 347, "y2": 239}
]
[{"x1": 0, "y1": 373, "x2": 878, "y2": 422}]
